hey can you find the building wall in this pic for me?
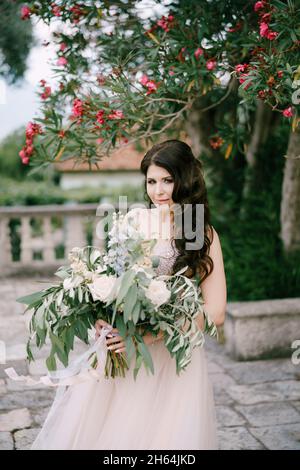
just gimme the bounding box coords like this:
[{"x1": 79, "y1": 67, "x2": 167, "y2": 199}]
[{"x1": 60, "y1": 171, "x2": 144, "y2": 190}]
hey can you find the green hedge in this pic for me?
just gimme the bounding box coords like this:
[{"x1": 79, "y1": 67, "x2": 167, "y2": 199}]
[{"x1": 0, "y1": 177, "x2": 144, "y2": 206}]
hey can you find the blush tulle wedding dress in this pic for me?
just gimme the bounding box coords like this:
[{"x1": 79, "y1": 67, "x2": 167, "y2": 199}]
[{"x1": 31, "y1": 208, "x2": 218, "y2": 450}]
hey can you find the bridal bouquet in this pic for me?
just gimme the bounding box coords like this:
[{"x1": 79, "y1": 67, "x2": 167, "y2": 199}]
[{"x1": 16, "y1": 209, "x2": 217, "y2": 381}]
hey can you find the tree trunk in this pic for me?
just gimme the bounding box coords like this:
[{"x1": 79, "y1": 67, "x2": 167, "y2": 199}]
[
  {"x1": 242, "y1": 100, "x2": 273, "y2": 202},
  {"x1": 280, "y1": 125, "x2": 300, "y2": 254},
  {"x1": 184, "y1": 98, "x2": 215, "y2": 159}
]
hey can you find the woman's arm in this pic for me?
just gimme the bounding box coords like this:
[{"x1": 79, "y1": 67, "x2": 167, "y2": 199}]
[{"x1": 197, "y1": 226, "x2": 227, "y2": 329}]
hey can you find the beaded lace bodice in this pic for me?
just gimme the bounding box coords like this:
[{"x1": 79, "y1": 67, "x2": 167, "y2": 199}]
[{"x1": 151, "y1": 238, "x2": 180, "y2": 276}]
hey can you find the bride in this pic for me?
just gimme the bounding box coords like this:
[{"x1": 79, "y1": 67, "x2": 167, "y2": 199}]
[{"x1": 31, "y1": 139, "x2": 227, "y2": 450}]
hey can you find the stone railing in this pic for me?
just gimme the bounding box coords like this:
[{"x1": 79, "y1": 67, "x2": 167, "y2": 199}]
[{"x1": 0, "y1": 203, "x2": 108, "y2": 276}]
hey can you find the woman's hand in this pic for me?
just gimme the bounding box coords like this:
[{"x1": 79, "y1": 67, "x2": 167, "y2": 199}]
[{"x1": 94, "y1": 319, "x2": 126, "y2": 354}]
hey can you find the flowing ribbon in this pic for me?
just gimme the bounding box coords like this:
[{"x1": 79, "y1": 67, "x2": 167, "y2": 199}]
[{"x1": 5, "y1": 326, "x2": 113, "y2": 387}]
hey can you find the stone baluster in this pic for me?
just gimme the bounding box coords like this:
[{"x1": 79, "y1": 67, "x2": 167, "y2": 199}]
[
  {"x1": 0, "y1": 217, "x2": 12, "y2": 266},
  {"x1": 20, "y1": 216, "x2": 32, "y2": 264},
  {"x1": 65, "y1": 214, "x2": 87, "y2": 257},
  {"x1": 43, "y1": 216, "x2": 55, "y2": 262}
]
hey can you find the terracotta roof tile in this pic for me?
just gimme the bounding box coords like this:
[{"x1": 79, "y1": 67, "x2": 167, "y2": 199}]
[
  {"x1": 55, "y1": 134, "x2": 193, "y2": 173},
  {"x1": 55, "y1": 144, "x2": 144, "y2": 172}
]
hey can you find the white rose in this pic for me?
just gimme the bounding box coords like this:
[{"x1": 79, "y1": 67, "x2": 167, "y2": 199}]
[
  {"x1": 144, "y1": 279, "x2": 171, "y2": 308},
  {"x1": 88, "y1": 275, "x2": 118, "y2": 302}
]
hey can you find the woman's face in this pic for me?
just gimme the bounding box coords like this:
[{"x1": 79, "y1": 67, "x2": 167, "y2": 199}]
[{"x1": 146, "y1": 164, "x2": 174, "y2": 207}]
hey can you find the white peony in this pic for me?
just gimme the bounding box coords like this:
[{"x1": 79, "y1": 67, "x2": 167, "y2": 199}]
[
  {"x1": 88, "y1": 274, "x2": 118, "y2": 302},
  {"x1": 144, "y1": 279, "x2": 171, "y2": 308}
]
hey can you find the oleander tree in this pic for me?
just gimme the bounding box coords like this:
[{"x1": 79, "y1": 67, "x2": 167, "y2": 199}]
[{"x1": 19, "y1": 0, "x2": 299, "y2": 253}]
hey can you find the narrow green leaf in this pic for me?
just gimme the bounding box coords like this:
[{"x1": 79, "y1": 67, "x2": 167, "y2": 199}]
[
  {"x1": 49, "y1": 330, "x2": 65, "y2": 354},
  {"x1": 132, "y1": 300, "x2": 141, "y2": 325},
  {"x1": 17, "y1": 291, "x2": 44, "y2": 305},
  {"x1": 46, "y1": 355, "x2": 57, "y2": 371},
  {"x1": 123, "y1": 284, "x2": 138, "y2": 323},
  {"x1": 137, "y1": 341, "x2": 154, "y2": 375},
  {"x1": 133, "y1": 354, "x2": 143, "y2": 381},
  {"x1": 116, "y1": 314, "x2": 126, "y2": 338},
  {"x1": 125, "y1": 336, "x2": 136, "y2": 365}
]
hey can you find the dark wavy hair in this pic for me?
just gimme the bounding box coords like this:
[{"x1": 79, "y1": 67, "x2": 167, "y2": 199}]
[{"x1": 140, "y1": 139, "x2": 214, "y2": 282}]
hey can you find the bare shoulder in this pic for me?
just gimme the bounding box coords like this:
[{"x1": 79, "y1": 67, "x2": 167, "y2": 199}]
[{"x1": 207, "y1": 225, "x2": 221, "y2": 249}]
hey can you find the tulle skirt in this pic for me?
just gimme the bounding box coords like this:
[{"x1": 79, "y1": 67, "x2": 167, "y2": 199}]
[{"x1": 31, "y1": 340, "x2": 218, "y2": 450}]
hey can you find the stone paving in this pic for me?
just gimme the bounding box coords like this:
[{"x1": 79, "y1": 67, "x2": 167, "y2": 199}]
[{"x1": 0, "y1": 276, "x2": 300, "y2": 450}]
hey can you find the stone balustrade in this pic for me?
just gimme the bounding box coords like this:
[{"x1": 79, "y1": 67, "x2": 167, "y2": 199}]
[{"x1": 0, "y1": 203, "x2": 109, "y2": 276}]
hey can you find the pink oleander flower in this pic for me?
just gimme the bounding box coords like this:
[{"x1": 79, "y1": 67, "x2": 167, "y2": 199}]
[
  {"x1": 26, "y1": 122, "x2": 42, "y2": 138},
  {"x1": 96, "y1": 138, "x2": 104, "y2": 144},
  {"x1": 254, "y1": 1, "x2": 264, "y2": 12},
  {"x1": 145, "y1": 80, "x2": 158, "y2": 95},
  {"x1": 19, "y1": 149, "x2": 27, "y2": 160},
  {"x1": 140, "y1": 75, "x2": 158, "y2": 95},
  {"x1": 21, "y1": 155, "x2": 30, "y2": 165},
  {"x1": 267, "y1": 31, "x2": 278, "y2": 40},
  {"x1": 70, "y1": 5, "x2": 84, "y2": 23},
  {"x1": 261, "y1": 12, "x2": 271, "y2": 23},
  {"x1": 96, "y1": 110, "x2": 105, "y2": 124},
  {"x1": 194, "y1": 48, "x2": 204, "y2": 59},
  {"x1": 21, "y1": 5, "x2": 31, "y2": 20},
  {"x1": 19, "y1": 122, "x2": 39, "y2": 164},
  {"x1": 57, "y1": 57, "x2": 68, "y2": 66},
  {"x1": 239, "y1": 73, "x2": 252, "y2": 90},
  {"x1": 235, "y1": 63, "x2": 248, "y2": 73},
  {"x1": 108, "y1": 110, "x2": 124, "y2": 120},
  {"x1": 72, "y1": 99, "x2": 84, "y2": 118},
  {"x1": 206, "y1": 60, "x2": 217, "y2": 71},
  {"x1": 259, "y1": 22, "x2": 269, "y2": 38},
  {"x1": 40, "y1": 79, "x2": 46, "y2": 87},
  {"x1": 51, "y1": 4, "x2": 62, "y2": 16},
  {"x1": 156, "y1": 14, "x2": 174, "y2": 32},
  {"x1": 41, "y1": 86, "x2": 51, "y2": 100},
  {"x1": 258, "y1": 90, "x2": 266, "y2": 100},
  {"x1": 140, "y1": 74, "x2": 150, "y2": 86},
  {"x1": 60, "y1": 43, "x2": 67, "y2": 51},
  {"x1": 26, "y1": 146, "x2": 34, "y2": 156},
  {"x1": 228, "y1": 21, "x2": 242, "y2": 33},
  {"x1": 282, "y1": 107, "x2": 293, "y2": 118},
  {"x1": 169, "y1": 67, "x2": 175, "y2": 76}
]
